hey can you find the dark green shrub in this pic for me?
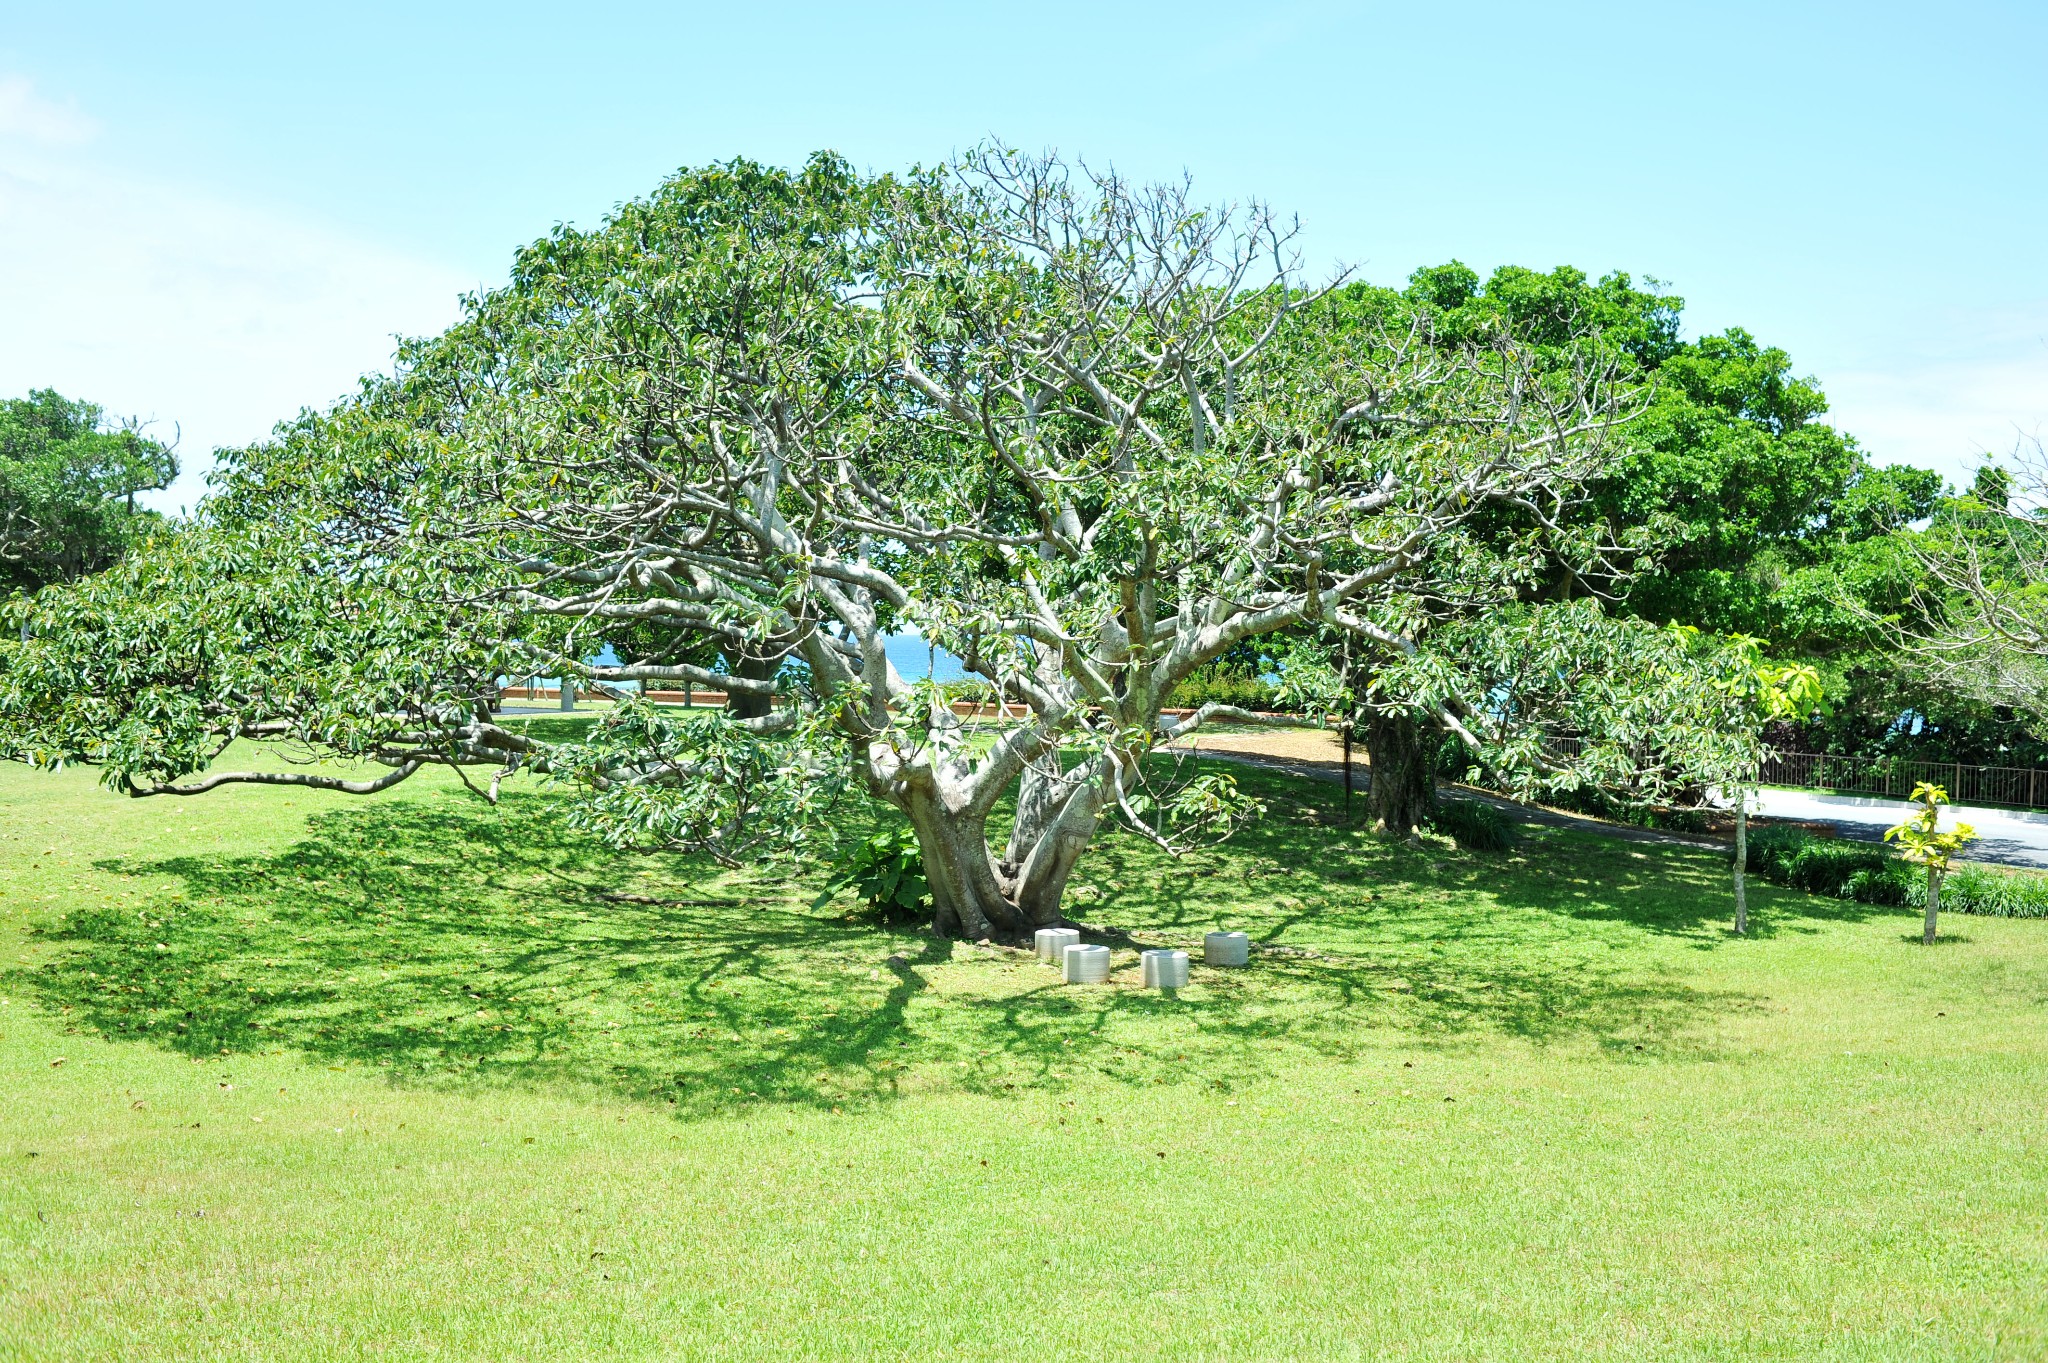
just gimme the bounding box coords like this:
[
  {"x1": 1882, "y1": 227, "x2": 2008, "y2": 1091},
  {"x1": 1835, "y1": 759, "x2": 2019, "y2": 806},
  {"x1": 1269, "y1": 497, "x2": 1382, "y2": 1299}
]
[
  {"x1": 1916, "y1": 865, "x2": 2048, "y2": 918},
  {"x1": 1536, "y1": 784, "x2": 1708, "y2": 833},
  {"x1": 1431, "y1": 798, "x2": 1515, "y2": 851},
  {"x1": 1764, "y1": 832, "x2": 1893, "y2": 897},
  {"x1": 1751, "y1": 826, "x2": 1913, "y2": 904},
  {"x1": 1743, "y1": 824, "x2": 1812, "y2": 879},
  {"x1": 813, "y1": 825, "x2": 928, "y2": 923},
  {"x1": 1839, "y1": 863, "x2": 1914, "y2": 906},
  {"x1": 1639, "y1": 806, "x2": 1712, "y2": 835},
  {"x1": 1750, "y1": 824, "x2": 2048, "y2": 913},
  {"x1": 1166, "y1": 666, "x2": 1280, "y2": 712}
]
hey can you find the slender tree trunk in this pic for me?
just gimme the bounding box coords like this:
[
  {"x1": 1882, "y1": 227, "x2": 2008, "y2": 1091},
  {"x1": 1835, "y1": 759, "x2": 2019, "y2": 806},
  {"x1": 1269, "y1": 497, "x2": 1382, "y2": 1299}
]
[
  {"x1": 1365, "y1": 710, "x2": 1438, "y2": 836},
  {"x1": 1924, "y1": 867, "x2": 1942, "y2": 945},
  {"x1": 1732, "y1": 795, "x2": 1748, "y2": 936}
]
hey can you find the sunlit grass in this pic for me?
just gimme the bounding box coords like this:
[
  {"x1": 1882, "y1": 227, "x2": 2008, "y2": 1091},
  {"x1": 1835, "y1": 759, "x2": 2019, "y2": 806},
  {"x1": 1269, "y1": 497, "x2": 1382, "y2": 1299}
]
[{"x1": 3, "y1": 749, "x2": 2045, "y2": 1360}]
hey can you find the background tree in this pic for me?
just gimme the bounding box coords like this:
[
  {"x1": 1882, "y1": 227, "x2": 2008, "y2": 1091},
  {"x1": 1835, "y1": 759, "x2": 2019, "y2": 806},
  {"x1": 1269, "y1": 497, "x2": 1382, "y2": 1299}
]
[
  {"x1": 1357, "y1": 601, "x2": 1779, "y2": 825},
  {"x1": 1315, "y1": 261, "x2": 1949, "y2": 831},
  {"x1": 0, "y1": 390, "x2": 178, "y2": 592},
  {"x1": 1892, "y1": 439, "x2": 2048, "y2": 745}
]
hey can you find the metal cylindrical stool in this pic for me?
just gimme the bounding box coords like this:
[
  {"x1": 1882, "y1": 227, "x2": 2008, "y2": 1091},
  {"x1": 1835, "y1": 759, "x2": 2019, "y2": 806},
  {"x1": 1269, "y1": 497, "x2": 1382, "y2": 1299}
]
[
  {"x1": 1204, "y1": 931, "x2": 1250, "y2": 967},
  {"x1": 1062, "y1": 943, "x2": 1111, "y2": 984},
  {"x1": 1035, "y1": 926, "x2": 1081, "y2": 963},
  {"x1": 1140, "y1": 949, "x2": 1189, "y2": 989}
]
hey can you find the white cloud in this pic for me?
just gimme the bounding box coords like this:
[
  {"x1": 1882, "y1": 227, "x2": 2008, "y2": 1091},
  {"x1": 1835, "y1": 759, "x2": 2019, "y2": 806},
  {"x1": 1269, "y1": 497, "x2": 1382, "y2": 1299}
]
[
  {"x1": 0, "y1": 75, "x2": 97, "y2": 145},
  {"x1": 0, "y1": 76, "x2": 472, "y2": 513},
  {"x1": 1821, "y1": 303, "x2": 2048, "y2": 485}
]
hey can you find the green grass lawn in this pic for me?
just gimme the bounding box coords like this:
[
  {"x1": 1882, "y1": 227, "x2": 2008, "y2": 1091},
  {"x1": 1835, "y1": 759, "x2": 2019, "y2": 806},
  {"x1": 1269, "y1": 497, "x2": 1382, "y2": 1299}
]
[{"x1": 2, "y1": 749, "x2": 2044, "y2": 1360}]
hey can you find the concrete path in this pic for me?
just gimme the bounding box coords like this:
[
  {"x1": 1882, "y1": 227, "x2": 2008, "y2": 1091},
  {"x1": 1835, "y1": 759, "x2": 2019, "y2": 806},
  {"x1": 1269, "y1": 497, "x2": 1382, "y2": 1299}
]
[{"x1": 1745, "y1": 788, "x2": 2048, "y2": 869}]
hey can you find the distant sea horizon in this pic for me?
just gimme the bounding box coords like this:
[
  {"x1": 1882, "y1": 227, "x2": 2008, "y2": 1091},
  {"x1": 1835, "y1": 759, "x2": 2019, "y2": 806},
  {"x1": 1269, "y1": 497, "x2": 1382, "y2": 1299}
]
[{"x1": 882, "y1": 632, "x2": 967, "y2": 683}]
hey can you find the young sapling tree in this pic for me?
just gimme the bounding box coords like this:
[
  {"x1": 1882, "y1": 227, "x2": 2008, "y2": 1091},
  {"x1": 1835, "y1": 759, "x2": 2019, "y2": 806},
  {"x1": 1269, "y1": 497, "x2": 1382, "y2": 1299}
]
[{"x1": 1886, "y1": 782, "x2": 1976, "y2": 944}]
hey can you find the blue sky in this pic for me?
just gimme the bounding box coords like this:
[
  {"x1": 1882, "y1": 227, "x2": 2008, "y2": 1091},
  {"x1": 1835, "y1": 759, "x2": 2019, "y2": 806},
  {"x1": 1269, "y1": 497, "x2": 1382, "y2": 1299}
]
[{"x1": 3, "y1": 0, "x2": 2044, "y2": 510}]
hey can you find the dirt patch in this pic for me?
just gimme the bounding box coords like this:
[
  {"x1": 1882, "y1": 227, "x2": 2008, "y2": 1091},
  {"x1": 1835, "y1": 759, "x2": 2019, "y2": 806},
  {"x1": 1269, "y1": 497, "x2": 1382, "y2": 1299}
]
[
  {"x1": 1165, "y1": 726, "x2": 1356, "y2": 787},
  {"x1": 1167, "y1": 725, "x2": 1346, "y2": 763}
]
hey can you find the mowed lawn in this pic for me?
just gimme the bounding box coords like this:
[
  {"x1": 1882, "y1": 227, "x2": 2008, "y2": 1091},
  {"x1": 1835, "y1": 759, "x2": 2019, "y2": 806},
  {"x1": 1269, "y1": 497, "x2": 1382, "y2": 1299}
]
[{"x1": 1, "y1": 745, "x2": 2044, "y2": 1361}]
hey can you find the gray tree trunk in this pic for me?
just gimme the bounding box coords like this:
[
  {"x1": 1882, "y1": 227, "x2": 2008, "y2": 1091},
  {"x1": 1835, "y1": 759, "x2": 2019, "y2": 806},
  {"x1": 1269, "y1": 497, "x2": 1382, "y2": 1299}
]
[
  {"x1": 1002, "y1": 758, "x2": 1111, "y2": 929},
  {"x1": 727, "y1": 654, "x2": 781, "y2": 721},
  {"x1": 1366, "y1": 710, "x2": 1438, "y2": 836},
  {"x1": 1732, "y1": 797, "x2": 1748, "y2": 936},
  {"x1": 902, "y1": 791, "x2": 1013, "y2": 940},
  {"x1": 1924, "y1": 868, "x2": 1942, "y2": 945},
  {"x1": 889, "y1": 755, "x2": 1113, "y2": 942}
]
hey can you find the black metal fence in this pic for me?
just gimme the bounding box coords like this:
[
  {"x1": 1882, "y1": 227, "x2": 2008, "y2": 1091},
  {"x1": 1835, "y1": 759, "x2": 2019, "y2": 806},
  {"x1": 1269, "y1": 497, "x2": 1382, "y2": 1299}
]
[{"x1": 1761, "y1": 751, "x2": 2048, "y2": 810}]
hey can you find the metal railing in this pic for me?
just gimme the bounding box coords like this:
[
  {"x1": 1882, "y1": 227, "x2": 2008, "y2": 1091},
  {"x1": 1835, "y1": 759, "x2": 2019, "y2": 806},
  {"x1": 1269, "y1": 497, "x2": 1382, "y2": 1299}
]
[
  {"x1": 1530, "y1": 737, "x2": 2048, "y2": 810},
  {"x1": 1761, "y1": 751, "x2": 2048, "y2": 810}
]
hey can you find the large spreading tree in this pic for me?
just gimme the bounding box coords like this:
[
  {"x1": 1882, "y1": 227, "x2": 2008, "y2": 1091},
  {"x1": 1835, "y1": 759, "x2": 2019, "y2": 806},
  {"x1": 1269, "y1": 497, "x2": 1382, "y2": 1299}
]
[
  {"x1": 1301, "y1": 262, "x2": 1944, "y2": 831},
  {"x1": 2, "y1": 151, "x2": 1650, "y2": 939}
]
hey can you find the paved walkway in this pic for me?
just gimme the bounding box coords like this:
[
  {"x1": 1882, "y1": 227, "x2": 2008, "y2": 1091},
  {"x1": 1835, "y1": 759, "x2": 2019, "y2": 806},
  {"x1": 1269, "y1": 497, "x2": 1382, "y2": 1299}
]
[{"x1": 1745, "y1": 788, "x2": 2048, "y2": 869}]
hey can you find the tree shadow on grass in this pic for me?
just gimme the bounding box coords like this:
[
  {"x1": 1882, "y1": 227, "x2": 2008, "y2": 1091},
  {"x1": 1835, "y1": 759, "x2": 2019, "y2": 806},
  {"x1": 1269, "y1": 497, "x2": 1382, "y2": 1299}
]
[
  {"x1": 1131, "y1": 758, "x2": 1920, "y2": 947},
  {"x1": 18, "y1": 775, "x2": 1769, "y2": 1119},
  {"x1": 22, "y1": 793, "x2": 947, "y2": 1117}
]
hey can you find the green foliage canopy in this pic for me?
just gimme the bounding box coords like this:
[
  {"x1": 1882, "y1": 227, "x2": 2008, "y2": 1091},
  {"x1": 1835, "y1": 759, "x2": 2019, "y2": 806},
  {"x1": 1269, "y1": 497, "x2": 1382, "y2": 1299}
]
[
  {"x1": 0, "y1": 389, "x2": 178, "y2": 592},
  {"x1": 0, "y1": 150, "x2": 1653, "y2": 940}
]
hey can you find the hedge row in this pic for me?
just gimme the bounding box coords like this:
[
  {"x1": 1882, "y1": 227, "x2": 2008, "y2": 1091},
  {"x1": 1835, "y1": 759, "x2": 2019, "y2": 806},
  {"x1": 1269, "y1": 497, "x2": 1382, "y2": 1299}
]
[{"x1": 1746, "y1": 826, "x2": 2048, "y2": 917}]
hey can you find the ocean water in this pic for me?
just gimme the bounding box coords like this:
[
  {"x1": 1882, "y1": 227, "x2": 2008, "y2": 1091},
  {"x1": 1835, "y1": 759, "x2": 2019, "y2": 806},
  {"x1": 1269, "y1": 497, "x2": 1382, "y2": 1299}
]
[{"x1": 882, "y1": 632, "x2": 968, "y2": 682}]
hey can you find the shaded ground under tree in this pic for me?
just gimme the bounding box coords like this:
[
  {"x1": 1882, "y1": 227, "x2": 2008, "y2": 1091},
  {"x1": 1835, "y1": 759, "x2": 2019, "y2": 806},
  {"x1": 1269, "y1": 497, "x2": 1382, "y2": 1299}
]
[{"x1": 14, "y1": 761, "x2": 1849, "y2": 1118}]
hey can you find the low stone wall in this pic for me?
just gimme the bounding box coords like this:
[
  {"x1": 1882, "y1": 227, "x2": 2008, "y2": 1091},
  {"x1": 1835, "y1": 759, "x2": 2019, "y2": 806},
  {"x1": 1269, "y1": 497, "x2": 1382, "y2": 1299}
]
[
  {"x1": 498, "y1": 687, "x2": 1030, "y2": 717},
  {"x1": 498, "y1": 689, "x2": 1307, "y2": 723},
  {"x1": 499, "y1": 686, "x2": 732, "y2": 706}
]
